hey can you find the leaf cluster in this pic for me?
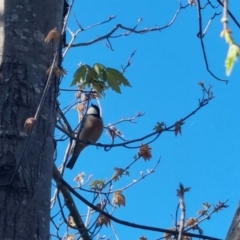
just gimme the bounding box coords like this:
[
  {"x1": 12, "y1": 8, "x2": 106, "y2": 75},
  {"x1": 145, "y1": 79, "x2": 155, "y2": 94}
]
[{"x1": 71, "y1": 63, "x2": 131, "y2": 96}]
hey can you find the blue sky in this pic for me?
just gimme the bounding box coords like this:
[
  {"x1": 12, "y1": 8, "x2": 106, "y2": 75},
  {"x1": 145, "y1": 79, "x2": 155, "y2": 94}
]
[{"x1": 55, "y1": 1, "x2": 240, "y2": 239}]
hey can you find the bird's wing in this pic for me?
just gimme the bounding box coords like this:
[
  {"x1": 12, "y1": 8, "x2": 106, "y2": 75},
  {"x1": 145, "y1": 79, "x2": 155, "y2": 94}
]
[{"x1": 79, "y1": 115, "x2": 103, "y2": 143}]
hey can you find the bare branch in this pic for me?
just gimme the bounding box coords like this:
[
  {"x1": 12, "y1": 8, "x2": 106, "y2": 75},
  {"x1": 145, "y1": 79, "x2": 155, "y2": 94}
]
[
  {"x1": 62, "y1": 15, "x2": 117, "y2": 58},
  {"x1": 55, "y1": 87, "x2": 214, "y2": 151},
  {"x1": 58, "y1": 176, "x2": 222, "y2": 240},
  {"x1": 69, "y1": 3, "x2": 189, "y2": 49},
  {"x1": 177, "y1": 183, "x2": 186, "y2": 240},
  {"x1": 52, "y1": 164, "x2": 90, "y2": 240}
]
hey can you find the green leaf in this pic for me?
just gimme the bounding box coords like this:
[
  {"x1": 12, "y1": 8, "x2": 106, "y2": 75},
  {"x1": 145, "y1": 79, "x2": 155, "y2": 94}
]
[
  {"x1": 91, "y1": 80, "x2": 106, "y2": 96},
  {"x1": 71, "y1": 64, "x2": 131, "y2": 96},
  {"x1": 85, "y1": 67, "x2": 98, "y2": 84},
  {"x1": 71, "y1": 65, "x2": 90, "y2": 86},
  {"x1": 106, "y1": 68, "x2": 131, "y2": 86},
  {"x1": 93, "y1": 63, "x2": 106, "y2": 77},
  {"x1": 105, "y1": 68, "x2": 131, "y2": 93},
  {"x1": 224, "y1": 31, "x2": 234, "y2": 45},
  {"x1": 90, "y1": 179, "x2": 106, "y2": 191},
  {"x1": 225, "y1": 44, "x2": 240, "y2": 76},
  {"x1": 106, "y1": 72, "x2": 121, "y2": 93}
]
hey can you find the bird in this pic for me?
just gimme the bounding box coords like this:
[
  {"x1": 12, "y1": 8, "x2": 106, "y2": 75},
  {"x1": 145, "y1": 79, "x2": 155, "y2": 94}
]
[{"x1": 66, "y1": 104, "x2": 104, "y2": 169}]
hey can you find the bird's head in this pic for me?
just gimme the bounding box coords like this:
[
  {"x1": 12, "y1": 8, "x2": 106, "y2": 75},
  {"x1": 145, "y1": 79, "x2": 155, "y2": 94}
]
[{"x1": 87, "y1": 104, "x2": 101, "y2": 118}]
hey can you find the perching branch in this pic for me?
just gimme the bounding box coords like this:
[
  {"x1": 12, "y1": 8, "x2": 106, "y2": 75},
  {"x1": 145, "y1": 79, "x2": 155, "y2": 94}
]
[{"x1": 56, "y1": 83, "x2": 214, "y2": 152}]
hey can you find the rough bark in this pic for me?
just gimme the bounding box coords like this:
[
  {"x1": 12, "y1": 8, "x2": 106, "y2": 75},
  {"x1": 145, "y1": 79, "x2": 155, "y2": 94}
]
[
  {"x1": 0, "y1": 0, "x2": 64, "y2": 239},
  {"x1": 226, "y1": 202, "x2": 240, "y2": 240}
]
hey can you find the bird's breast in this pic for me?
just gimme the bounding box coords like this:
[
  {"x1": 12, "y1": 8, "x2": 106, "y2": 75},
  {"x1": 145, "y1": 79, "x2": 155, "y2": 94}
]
[{"x1": 80, "y1": 116, "x2": 103, "y2": 143}]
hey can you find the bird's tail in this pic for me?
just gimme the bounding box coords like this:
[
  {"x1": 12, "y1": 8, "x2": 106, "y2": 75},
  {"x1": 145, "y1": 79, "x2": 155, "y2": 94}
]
[{"x1": 66, "y1": 143, "x2": 85, "y2": 169}]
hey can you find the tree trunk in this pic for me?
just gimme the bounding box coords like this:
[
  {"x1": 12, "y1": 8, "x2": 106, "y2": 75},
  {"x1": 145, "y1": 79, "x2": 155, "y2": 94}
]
[
  {"x1": 226, "y1": 202, "x2": 240, "y2": 240},
  {"x1": 0, "y1": 0, "x2": 63, "y2": 239}
]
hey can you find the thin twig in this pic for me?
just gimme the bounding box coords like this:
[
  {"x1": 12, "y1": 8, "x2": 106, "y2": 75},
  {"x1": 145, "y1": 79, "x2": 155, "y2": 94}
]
[
  {"x1": 70, "y1": 3, "x2": 189, "y2": 48},
  {"x1": 107, "y1": 111, "x2": 144, "y2": 127},
  {"x1": 61, "y1": 0, "x2": 74, "y2": 36},
  {"x1": 216, "y1": 0, "x2": 240, "y2": 29},
  {"x1": 62, "y1": 15, "x2": 117, "y2": 58},
  {"x1": 121, "y1": 49, "x2": 137, "y2": 74},
  {"x1": 196, "y1": 0, "x2": 228, "y2": 83},
  {"x1": 202, "y1": 12, "x2": 221, "y2": 37}
]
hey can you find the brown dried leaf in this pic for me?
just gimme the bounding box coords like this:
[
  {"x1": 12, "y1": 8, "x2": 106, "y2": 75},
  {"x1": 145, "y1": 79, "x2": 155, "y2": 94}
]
[
  {"x1": 97, "y1": 214, "x2": 110, "y2": 227},
  {"x1": 107, "y1": 125, "x2": 123, "y2": 139},
  {"x1": 45, "y1": 27, "x2": 60, "y2": 43},
  {"x1": 188, "y1": 0, "x2": 195, "y2": 6},
  {"x1": 164, "y1": 228, "x2": 176, "y2": 240},
  {"x1": 46, "y1": 66, "x2": 67, "y2": 78},
  {"x1": 197, "y1": 202, "x2": 211, "y2": 216},
  {"x1": 185, "y1": 217, "x2": 198, "y2": 227},
  {"x1": 164, "y1": 232, "x2": 172, "y2": 240},
  {"x1": 112, "y1": 167, "x2": 129, "y2": 182},
  {"x1": 183, "y1": 237, "x2": 192, "y2": 240},
  {"x1": 113, "y1": 191, "x2": 126, "y2": 207},
  {"x1": 76, "y1": 103, "x2": 86, "y2": 113},
  {"x1": 153, "y1": 122, "x2": 165, "y2": 132},
  {"x1": 138, "y1": 143, "x2": 152, "y2": 161},
  {"x1": 198, "y1": 209, "x2": 208, "y2": 216},
  {"x1": 174, "y1": 120, "x2": 184, "y2": 136},
  {"x1": 24, "y1": 117, "x2": 36, "y2": 130}
]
